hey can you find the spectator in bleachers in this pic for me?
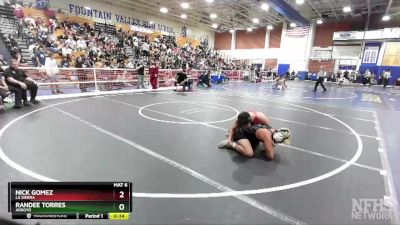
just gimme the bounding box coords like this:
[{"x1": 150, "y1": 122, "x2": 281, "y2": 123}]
[
  {"x1": 5, "y1": 34, "x2": 23, "y2": 59},
  {"x1": 0, "y1": 55, "x2": 8, "y2": 68},
  {"x1": 24, "y1": 17, "x2": 36, "y2": 27},
  {"x1": 28, "y1": 42, "x2": 37, "y2": 66},
  {"x1": 83, "y1": 56, "x2": 95, "y2": 68},
  {"x1": 61, "y1": 44, "x2": 72, "y2": 57},
  {"x1": 35, "y1": 46, "x2": 46, "y2": 67},
  {"x1": 77, "y1": 37, "x2": 87, "y2": 49},
  {"x1": 48, "y1": 18, "x2": 56, "y2": 33},
  {"x1": 141, "y1": 41, "x2": 150, "y2": 58},
  {"x1": 126, "y1": 59, "x2": 135, "y2": 69},
  {"x1": 61, "y1": 55, "x2": 70, "y2": 68},
  {"x1": 3, "y1": 59, "x2": 40, "y2": 108},
  {"x1": 45, "y1": 53, "x2": 62, "y2": 94},
  {"x1": 4, "y1": 34, "x2": 19, "y2": 55},
  {"x1": 45, "y1": 38, "x2": 60, "y2": 53},
  {"x1": 14, "y1": 8, "x2": 239, "y2": 72},
  {"x1": 0, "y1": 68, "x2": 9, "y2": 113},
  {"x1": 65, "y1": 35, "x2": 76, "y2": 49}
]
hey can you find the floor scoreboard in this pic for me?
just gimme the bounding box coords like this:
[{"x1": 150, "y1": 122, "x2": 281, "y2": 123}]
[{"x1": 8, "y1": 182, "x2": 132, "y2": 220}]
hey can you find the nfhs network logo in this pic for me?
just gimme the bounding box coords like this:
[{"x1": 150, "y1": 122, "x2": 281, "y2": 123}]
[{"x1": 351, "y1": 198, "x2": 393, "y2": 220}]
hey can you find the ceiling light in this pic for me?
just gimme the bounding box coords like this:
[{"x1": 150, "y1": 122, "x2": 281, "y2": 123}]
[
  {"x1": 247, "y1": 27, "x2": 253, "y2": 32},
  {"x1": 160, "y1": 7, "x2": 168, "y2": 13},
  {"x1": 382, "y1": 15, "x2": 390, "y2": 21},
  {"x1": 180, "y1": 2, "x2": 190, "y2": 9},
  {"x1": 181, "y1": 14, "x2": 187, "y2": 19},
  {"x1": 210, "y1": 13, "x2": 217, "y2": 19},
  {"x1": 343, "y1": 6, "x2": 351, "y2": 13},
  {"x1": 205, "y1": 0, "x2": 214, "y2": 2},
  {"x1": 295, "y1": 0, "x2": 305, "y2": 4},
  {"x1": 252, "y1": 18, "x2": 259, "y2": 24},
  {"x1": 229, "y1": 29, "x2": 235, "y2": 33},
  {"x1": 267, "y1": 25, "x2": 273, "y2": 30},
  {"x1": 290, "y1": 22, "x2": 296, "y2": 27},
  {"x1": 211, "y1": 23, "x2": 218, "y2": 29},
  {"x1": 316, "y1": 19, "x2": 323, "y2": 24},
  {"x1": 261, "y1": 3, "x2": 269, "y2": 11}
]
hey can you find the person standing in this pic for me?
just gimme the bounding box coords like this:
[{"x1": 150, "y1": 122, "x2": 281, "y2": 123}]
[
  {"x1": 75, "y1": 54, "x2": 87, "y2": 92},
  {"x1": 35, "y1": 46, "x2": 46, "y2": 67},
  {"x1": 313, "y1": 66, "x2": 327, "y2": 92},
  {"x1": 3, "y1": 59, "x2": 40, "y2": 108},
  {"x1": 149, "y1": 61, "x2": 159, "y2": 90},
  {"x1": 382, "y1": 70, "x2": 391, "y2": 88},
  {"x1": 0, "y1": 69, "x2": 8, "y2": 113},
  {"x1": 45, "y1": 53, "x2": 62, "y2": 94},
  {"x1": 136, "y1": 59, "x2": 145, "y2": 89},
  {"x1": 363, "y1": 69, "x2": 371, "y2": 86}
]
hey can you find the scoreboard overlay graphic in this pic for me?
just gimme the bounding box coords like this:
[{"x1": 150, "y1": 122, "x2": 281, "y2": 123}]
[{"x1": 8, "y1": 182, "x2": 132, "y2": 220}]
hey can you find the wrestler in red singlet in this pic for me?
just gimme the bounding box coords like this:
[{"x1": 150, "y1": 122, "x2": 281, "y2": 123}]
[{"x1": 248, "y1": 111, "x2": 263, "y2": 125}]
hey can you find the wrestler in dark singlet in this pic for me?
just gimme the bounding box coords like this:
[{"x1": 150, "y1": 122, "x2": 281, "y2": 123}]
[{"x1": 219, "y1": 112, "x2": 290, "y2": 160}]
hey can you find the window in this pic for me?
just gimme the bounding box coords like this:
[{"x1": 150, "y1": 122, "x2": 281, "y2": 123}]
[{"x1": 362, "y1": 46, "x2": 379, "y2": 64}]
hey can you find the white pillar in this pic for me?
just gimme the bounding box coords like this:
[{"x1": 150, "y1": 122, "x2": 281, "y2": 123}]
[
  {"x1": 231, "y1": 30, "x2": 236, "y2": 50},
  {"x1": 265, "y1": 28, "x2": 270, "y2": 49},
  {"x1": 262, "y1": 28, "x2": 270, "y2": 69},
  {"x1": 279, "y1": 22, "x2": 287, "y2": 50},
  {"x1": 304, "y1": 21, "x2": 316, "y2": 72},
  {"x1": 277, "y1": 21, "x2": 287, "y2": 67},
  {"x1": 377, "y1": 42, "x2": 386, "y2": 66}
]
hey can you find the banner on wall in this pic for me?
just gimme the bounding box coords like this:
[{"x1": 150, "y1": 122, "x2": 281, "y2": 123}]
[
  {"x1": 332, "y1": 45, "x2": 361, "y2": 59},
  {"x1": 362, "y1": 46, "x2": 379, "y2": 64},
  {"x1": 129, "y1": 25, "x2": 172, "y2": 36},
  {"x1": 338, "y1": 65, "x2": 357, "y2": 70},
  {"x1": 381, "y1": 28, "x2": 400, "y2": 39},
  {"x1": 382, "y1": 42, "x2": 400, "y2": 66},
  {"x1": 364, "y1": 28, "x2": 400, "y2": 39},
  {"x1": 364, "y1": 30, "x2": 383, "y2": 39},
  {"x1": 333, "y1": 31, "x2": 364, "y2": 41},
  {"x1": 334, "y1": 28, "x2": 400, "y2": 41},
  {"x1": 311, "y1": 47, "x2": 332, "y2": 59},
  {"x1": 67, "y1": 4, "x2": 175, "y2": 34}
]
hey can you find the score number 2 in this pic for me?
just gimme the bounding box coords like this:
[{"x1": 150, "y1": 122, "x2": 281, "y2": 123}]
[{"x1": 116, "y1": 190, "x2": 128, "y2": 200}]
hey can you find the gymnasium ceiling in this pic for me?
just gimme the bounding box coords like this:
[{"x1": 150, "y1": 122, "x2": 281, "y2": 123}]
[{"x1": 106, "y1": 0, "x2": 400, "y2": 31}]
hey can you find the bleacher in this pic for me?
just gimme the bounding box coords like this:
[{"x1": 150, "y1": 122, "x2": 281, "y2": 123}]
[
  {"x1": 22, "y1": 8, "x2": 48, "y2": 24},
  {"x1": 0, "y1": 5, "x2": 14, "y2": 19},
  {"x1": 94, "y1": 22, "x2": 116, "y2": 34},
  {"x1": 176, "y1": 36, "x2": 200, "y2": 48},
  {"x1": 57, "y1": 14, "x2": 95, "y2": 27}
]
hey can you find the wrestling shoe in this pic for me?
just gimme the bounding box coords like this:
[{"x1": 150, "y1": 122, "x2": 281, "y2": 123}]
[{"x1": 218, "y1": 140, "x2": 232, "y2": 149}]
